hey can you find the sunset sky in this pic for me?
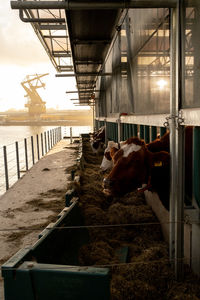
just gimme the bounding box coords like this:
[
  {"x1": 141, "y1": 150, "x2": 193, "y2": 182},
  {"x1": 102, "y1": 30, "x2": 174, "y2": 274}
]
[{"x1": 0, "y1": 1, "x2": 87, "y2": 111}]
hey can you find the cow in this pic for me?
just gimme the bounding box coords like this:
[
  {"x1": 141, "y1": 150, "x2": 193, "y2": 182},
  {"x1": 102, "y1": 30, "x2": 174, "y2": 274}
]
[
  {"x1": 100, "y1": 132, "x2": 169, "y2": 172},
  {"x1": 102, "y1": 127, "x2": 193, "y2": 210},
  {"x1": 90, "y1": 126, "x2": 105, "y2": 153},
  {"x1": 102, "y1": 136, "x2": 170, "y2": 198}
]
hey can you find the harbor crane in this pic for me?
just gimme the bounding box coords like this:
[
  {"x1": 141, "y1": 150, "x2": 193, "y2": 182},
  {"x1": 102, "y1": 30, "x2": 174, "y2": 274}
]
[{"x1": 21, "y1": 73, "x2": 49, "y2": 117}]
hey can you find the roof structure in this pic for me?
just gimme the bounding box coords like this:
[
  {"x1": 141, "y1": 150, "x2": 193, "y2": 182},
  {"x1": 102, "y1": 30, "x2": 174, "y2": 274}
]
[{"x1": 11, "y1": 0, "x2": 125, "y2": 106}]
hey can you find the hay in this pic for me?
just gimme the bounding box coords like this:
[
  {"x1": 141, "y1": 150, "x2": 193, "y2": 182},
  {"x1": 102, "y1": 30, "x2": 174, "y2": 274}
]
[{"x1": 74, "y1": 138, "x2": 200, "y2": 299}]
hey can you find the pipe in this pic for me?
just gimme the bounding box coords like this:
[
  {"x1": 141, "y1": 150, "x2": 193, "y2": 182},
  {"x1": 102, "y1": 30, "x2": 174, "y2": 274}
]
[
  {"x1": 19, "y1": 10, "x2": 65, "y2": 23},
  {"x1": 11, "y1": 0, "x2": 177, "y2": 10}
]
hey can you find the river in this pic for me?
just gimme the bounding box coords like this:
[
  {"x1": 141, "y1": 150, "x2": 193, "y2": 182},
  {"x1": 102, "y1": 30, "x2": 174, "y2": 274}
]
[{"x1": 0, "y1": 125, "x2": 91, "y2": 195}]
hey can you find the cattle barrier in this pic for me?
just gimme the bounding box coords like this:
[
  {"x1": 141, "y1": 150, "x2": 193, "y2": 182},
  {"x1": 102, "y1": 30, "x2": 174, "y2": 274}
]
[{"x1": 0, "y1": 127, "x2": 62, "y2": 196}]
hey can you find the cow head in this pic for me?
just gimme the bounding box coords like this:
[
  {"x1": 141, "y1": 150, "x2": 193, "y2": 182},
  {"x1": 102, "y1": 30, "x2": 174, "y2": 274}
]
[
  {"x1": 103, "y1": 138, "x2": 170, "y2": 196},
  {"x1": 100, "y1": 140, "x2": 125, "y2": 172}
]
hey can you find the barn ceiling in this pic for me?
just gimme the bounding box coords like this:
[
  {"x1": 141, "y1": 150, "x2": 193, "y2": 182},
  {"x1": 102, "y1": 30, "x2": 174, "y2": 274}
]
[{"x1": 10, "y1": 0, "x2": 122, "y2": 106}]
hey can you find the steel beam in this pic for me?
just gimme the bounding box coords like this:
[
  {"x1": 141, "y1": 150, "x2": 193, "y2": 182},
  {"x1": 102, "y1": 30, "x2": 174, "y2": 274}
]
[
  {"x1": 56, "y1": 73, "x2": 112, "y2": 77},
  {"x1": 66, "y1": 90, "x2": 100, "y2": 93},
  {"x1": 75, "y1": 60, "x2": 103, "y2": 65},
  {"x1": 39, "y1": 24, "x2": 66, "y2": 30},
  {"x1": 72, "y1": 39, "x2": 110, "y2": 45},
  {"x1": 11, "y1": 0, "x2": 177, "y2": 10}
]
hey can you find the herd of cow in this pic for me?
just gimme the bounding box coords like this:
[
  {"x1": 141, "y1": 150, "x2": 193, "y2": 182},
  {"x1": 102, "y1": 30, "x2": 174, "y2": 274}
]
[{"x1": 90, "y1": 126, "x2": 193, "y2": 210}]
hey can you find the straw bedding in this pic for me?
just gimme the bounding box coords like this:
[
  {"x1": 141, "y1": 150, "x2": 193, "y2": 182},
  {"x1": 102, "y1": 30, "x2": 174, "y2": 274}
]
[{"x1": 71, "y1": 138, "x2": 200, "y2": 300}]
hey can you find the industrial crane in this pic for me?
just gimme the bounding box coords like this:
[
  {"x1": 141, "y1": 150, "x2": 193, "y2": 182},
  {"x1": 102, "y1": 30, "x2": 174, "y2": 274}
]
[{"x1": 21, "y1": 73, "x2": 49, "y2": 118}]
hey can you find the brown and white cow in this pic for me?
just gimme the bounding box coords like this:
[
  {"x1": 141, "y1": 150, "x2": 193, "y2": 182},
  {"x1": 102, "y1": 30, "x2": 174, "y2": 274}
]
[
  {"x1": 103, "y1": 136, "x2": 170, "y2": 197},
  {"x1": 100, "y1": 132, "x2": 169, "y2": 172}
]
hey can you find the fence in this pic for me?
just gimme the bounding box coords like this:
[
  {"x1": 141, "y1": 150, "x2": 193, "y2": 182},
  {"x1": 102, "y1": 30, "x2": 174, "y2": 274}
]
[{"x1": 0, "y1": 127, "x2": 62, "y2": 196}]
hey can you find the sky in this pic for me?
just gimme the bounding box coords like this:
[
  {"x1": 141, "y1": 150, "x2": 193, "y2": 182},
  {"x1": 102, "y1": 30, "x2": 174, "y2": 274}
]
[{"x1": 0, "y1": 1, "x2": 88, "y2": 111}]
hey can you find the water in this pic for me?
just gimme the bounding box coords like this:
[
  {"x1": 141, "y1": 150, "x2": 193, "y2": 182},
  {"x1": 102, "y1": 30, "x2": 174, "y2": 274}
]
[{"x1": 0, "y1": 125, "x2": 91, "y2": 196}]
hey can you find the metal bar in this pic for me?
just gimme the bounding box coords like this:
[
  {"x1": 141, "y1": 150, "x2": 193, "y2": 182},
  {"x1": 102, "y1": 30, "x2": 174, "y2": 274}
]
[
  {"x1": 47, "y1": 131, "x2": 50, "y2": 151},
  {"x1": 11, "y1": 0, "x2": 177, "y2": 10},
  {"x1": 170, "y1": 4, "x2": 184, "y2": 280},
  {"x1": 15, "y1": 142, "x2": 20, "y2": 179},
  {"x1": 43, "y1": 35, "x2": 69, "y2": 38},
  {"x1": 19, "y1": 9, "x2": 65, "y2": 23},
  {"x1": 56, "y1": 73, "x2": 112, "y2": 77},
  {"x1": 24, "y1": 138, "x2": 28, "y2": 171},
  {"x1": 77, "y1": 81, "x2": 96, "y2": 84},
  {"x1": 44, "y1": 132, "x2": 47, "y2": 154},
  {"x1": 41, "y1": 133, "x2": 44, "y2": 156},
  {"x1": 3, "y1": 146, "x2": 9, "y2": 190},
  {"x1": 36, "y1": 134, "x2": 40, "y2": 160},
  {"x1": 50, "y1": 130, "x2": 53, "y2": 148},
  {"x1": 59, "y1": 127, "x2": 61, "y2": 141},
  {"x1": 39, "y1": 25, "x2": 66, "y2": 30},
  {"x1": 31, "y1": 136, "x2": 35, "y2": 165},
  {"x1": 53, "y1": 129, "x2": 55, "y2": 145},
  {"x1": 66, "y1": 90, "x2": 100, "y2": 93},
  {"x1": 75, "y1": 60, "x2": 103, "y2": 65},
  {"x1": 72, "y1": 39, "x2": 110, "y2": 44},
  {"x1": 70, "y1": 127, "x2": 73, "y2": 144}
]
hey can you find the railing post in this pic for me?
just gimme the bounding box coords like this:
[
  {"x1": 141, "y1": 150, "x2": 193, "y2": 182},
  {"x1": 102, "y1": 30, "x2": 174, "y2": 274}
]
[
  {"x1": 3, "y1": 146, "x2": 9, "y2": 190},
  {"x1": 60, "y1": 126, "x2": 62, "y2": 140},
  {"x1": 47, "y1": 130, "x2": 50, "y2": 151},
  {"x1": 31, "y1": 136, "x2": 35, "y2": 165},
  {"x1": 41, "y1": 133, "x2": 44, "y2": 156},
  {"x1": 70, "y1": 127, "x2": 73, "y2": 144},
  {"x1": 24, "y1": 138, "x2": 28, "y2": 171},
  {"x1": 117, "y1": 118, "x2": 121, "y2": 143},
  {"x1": 36, "y1": 134, "x2": 40, "y2": 160},
  {"x1": 44, "y1": 132, "x2": 47, "y2": 153},
  {"x1": 15, "y1": 141, "x2": 20, "y2": 179},
  {"x1": 50, "y1": 130, "x2": 52, "y2": 148}
]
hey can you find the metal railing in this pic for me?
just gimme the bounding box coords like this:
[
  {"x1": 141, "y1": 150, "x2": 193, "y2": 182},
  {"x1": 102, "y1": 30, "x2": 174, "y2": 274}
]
[{"x1": 0, "y1": 127, "x2": 62, "y2": 196}]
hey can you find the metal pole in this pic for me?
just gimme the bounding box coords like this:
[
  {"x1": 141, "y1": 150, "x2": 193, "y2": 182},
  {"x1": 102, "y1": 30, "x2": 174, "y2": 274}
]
[
  {"x1": 70, "y1": 127, "x2": 73, "y2": 144},
  {"x1": 11, "y1": 0, "x2": 177, "y2": 10},
  {"x1": 24, "y1": 138, "x2": 28, "y2": 171},
  {"x1": 47, "y1": 131, "x2": 50, "y2": 151},
  {"x1": 31, "y1": 136, "x2": 35, "y2": 165},
  {"x1": 117, "y1": 118, "x2": 121, "y2": 143},
  {"x1": 170, "y1": 3, "x2": 184, "y2": 280},
  {"x1": 3, "y1": 146, "x2": 9, "y2": 190},
  {"x1": 44, "y1": 132, "x2": 47, "y2": 154},
  {"x1": 53, "y1": 129, "x2": 55, "y2": 145},
  {"x1": 36, "y1": 134, "x2": 40, "y2": 160},
  {"x1": 41, "y1": 133, "x2": 44, "y2": 156},
  {"x1": 15, "y1": 141, "x2": 20, "y2": 179},
  {"x1": 50, "y1": 130, "x2": 52, "y2": 148},
  {"x1": 55, "y1": 128, "x2": 58, "y2": 143}
]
